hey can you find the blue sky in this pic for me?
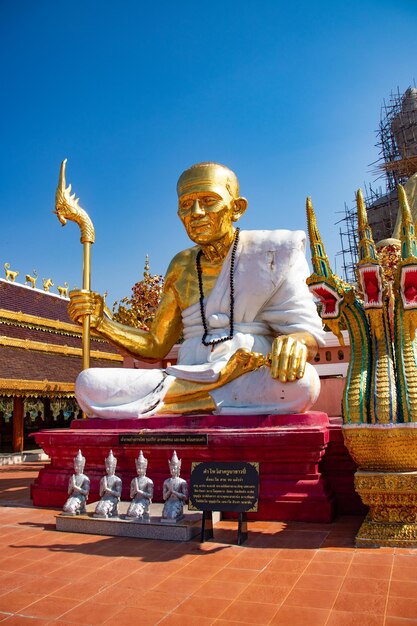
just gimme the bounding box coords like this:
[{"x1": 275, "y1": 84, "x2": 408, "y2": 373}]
[{"x1": 1, "y1": 0, "x2": 416, "y2": 306}]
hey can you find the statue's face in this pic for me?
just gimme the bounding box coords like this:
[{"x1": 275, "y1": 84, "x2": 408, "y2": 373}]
[
  {"x1": 136, "y1": 464, "x2": 146, "y2": 477},
  {"x1": 177, "y1": 164, "x2": 247, "y2": 247},
  {"x1": 74, "y1": 461, "x2": 83, "y2": 475},
  {"x1": 106, "y1": 463, "x2": 115, "y2": 476},
  {"x1": 170, "y1": 463, "x2": 180, "y2": 478},
  {"x1": 178, "y1": 185, "x2": 235, "y2": 246}
]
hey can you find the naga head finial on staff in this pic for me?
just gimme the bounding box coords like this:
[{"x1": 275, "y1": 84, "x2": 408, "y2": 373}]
[{"x1": 54, "y1": 159, "x2": 95, "y2": 244}]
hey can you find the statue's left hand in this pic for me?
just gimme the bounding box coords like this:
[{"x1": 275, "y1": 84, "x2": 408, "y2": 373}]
[{"x1": 269, "y1": 335, "x2": 308, "y2": 383}]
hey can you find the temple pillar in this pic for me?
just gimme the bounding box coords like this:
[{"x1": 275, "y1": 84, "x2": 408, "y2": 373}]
[
  {"x1": 12, "y1": 396, "x2": 24, "y2": 453},
  {"x1": 43, "y1": 397, "x2": 53, "y2": 426}
]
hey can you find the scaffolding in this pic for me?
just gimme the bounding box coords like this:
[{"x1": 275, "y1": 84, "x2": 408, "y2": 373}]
[
  {"x1": 336, "y1": 85, "x2": 417, "y2": 281},
  {"x1": 363, "y1": 182, "x2": 399, "y2": 244},
  {"x1": 336, "y1": 202, "x2": 358, "y2": 284},
  {"x1": 374, "y1": 85, "x2": 417, "y2": 190}
]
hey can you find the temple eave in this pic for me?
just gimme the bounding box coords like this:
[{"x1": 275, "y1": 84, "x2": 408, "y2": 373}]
[{"x1": 0, "y1": 377, "x2": 75, "y2": 398}]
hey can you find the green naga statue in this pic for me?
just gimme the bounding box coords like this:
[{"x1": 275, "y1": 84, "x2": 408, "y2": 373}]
[
  {"x1": 393, "y1": 185, "x2": 417, "y2": 424},
  {"x1": 306, "y1": 187, "x2": 417, "y2": 471},
  {"x1": 306, "y1": 195, "x2": 372, "y2": 425},
  {"x1": 307, "y1": 186, "x2": 417, "y2": 546}
]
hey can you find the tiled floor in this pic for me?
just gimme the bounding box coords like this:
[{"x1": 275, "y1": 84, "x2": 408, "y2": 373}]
[{"x1": 1, "y1": 462, "x2": 417, "y2": 625}]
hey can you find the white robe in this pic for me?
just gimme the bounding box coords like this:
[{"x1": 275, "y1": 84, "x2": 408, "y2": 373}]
[{"x1": 76, "y1": 230, "x2": 325, "y2": 418}]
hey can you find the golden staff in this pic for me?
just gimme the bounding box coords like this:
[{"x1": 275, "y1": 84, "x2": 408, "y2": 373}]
[{"x1": 54, "y1": 159, "x2": 95, "y2": 370}]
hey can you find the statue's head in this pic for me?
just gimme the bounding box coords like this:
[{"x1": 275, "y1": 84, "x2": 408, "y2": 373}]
[
  {"x1": 177, "y1": 162, "x2": 248, "y2": 245},
  {"x1": 135, "y1": 450, "x2": 148, "y2": 477},
  {"x1": 168, "y1": 450, "x2": 181, "y2": 478},
  {"x1": 74, "y1": 449, "x2": 86, "y2": 474},
  {"x1": 105, "y1": 449, "x2": 117, "y2": 476}
]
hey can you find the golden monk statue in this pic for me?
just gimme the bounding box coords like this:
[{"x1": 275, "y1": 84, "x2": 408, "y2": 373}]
[{"x1": 69, "y1": 162, "x2": 324, "y2": 417}]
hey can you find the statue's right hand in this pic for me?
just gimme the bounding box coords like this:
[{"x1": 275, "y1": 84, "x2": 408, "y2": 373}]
[{"x1": 68, "y1": 290, "x2": 104, "y2": 328}]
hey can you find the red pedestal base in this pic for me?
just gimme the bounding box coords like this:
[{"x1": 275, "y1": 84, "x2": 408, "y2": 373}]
[{"x1": 32, "y1": 411, "x2": 337, "y2": 522}]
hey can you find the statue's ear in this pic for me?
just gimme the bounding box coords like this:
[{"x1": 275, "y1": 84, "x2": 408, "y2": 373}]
[{"x1": 232, "y1": 197, "x2": 248, "y2": 222}]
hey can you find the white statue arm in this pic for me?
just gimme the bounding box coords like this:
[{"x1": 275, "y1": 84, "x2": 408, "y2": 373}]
[
  {"x1": 68, "y1": 474, "x2": 75, "y2": 495},
  {"x1": 76, "y1": 477, "x2": 90, "y2": 496},
  {"x1": 69, "y1": 475, "x2": 89, "y2": 496},
  {"x1": 175, "y1": 481, "x2": 188, "y2": 501},
  {"x1": 130, "y1": 477, "x2": 153, "y2": 500},
  {"x1": 169, "y1": 480, "x2": 188, "y2": 501},
  {"x1": 130, "y1": 478, "x2": 138, "y2": 499},
  {"x1": 99, "y1": 476, "x2": 107, "y2": 497},
  {"x1": 163, "y1": 480, "x2": 171, "y2": 501},
  {"x1": 146, "y1": 481, "x2": 154, "y2": 500},
  {"x1": 105, "y1": 478, "x2": 122, "y2": 498}
]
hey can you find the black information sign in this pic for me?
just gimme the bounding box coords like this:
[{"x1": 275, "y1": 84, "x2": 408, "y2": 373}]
[
  {"x1": 189, "y1": 461, "x2": 259, "y2": 513},
  {"x1": 119, "y1": 433, "x2": 208, "y2": 446}
]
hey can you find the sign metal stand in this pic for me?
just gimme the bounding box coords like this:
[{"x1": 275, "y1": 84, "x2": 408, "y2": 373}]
[{"x1": 189, "y1": 461, "x2": 259, "y2": 546}]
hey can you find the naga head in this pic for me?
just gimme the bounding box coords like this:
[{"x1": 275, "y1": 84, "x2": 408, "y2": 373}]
[
  {"x1": 55, "y1": 159, "x2": 76, "y2": 226},
  {"x1": 54, "y1": 159, "x2": 95, "y2": 244},
  {"x1": 306, "y1": 196, "x2": 349, "y2": 345},
  {"x1": 396, "y1": 184, "x2": 417, "y2": 314},
  {"x1": 355, "y1": 189, "x2": 385, "y2": 309}
]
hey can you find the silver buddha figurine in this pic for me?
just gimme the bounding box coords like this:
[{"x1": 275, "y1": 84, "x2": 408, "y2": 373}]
[
  {"x1": 62, "y1": 449, "x2": 90, "y2": 515},
  {"x1": 161, "y1": 450, "x2": 188, "y2": 523},
  {"x1": 93, "y1": 450, "x2": 122, "y2": 518},
  {"x1": 126, "y1": 450, "x2": 154, "y2": 523}
]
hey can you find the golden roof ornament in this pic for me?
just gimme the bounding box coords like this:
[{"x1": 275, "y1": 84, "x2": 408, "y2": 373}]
[
  {"x1": 57, "y1": 282, "x2": 69, "y2": 298},
  {"x1": 25, "y1": 270, "x2": 38, "y2": 288},
  {"x1": 42, "y1": 278, "x2": 54, "y2": 292},
  {"x1": 4, "y1": 263, "x2": 19, "y2": 282}
]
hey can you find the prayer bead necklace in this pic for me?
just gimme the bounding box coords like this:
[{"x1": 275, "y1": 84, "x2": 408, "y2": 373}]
[{"x1": 196, "y1": 228, "x2": 240, "y2": 347}]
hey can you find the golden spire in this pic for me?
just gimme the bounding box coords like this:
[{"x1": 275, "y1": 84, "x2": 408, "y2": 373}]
[
  {"x1": 144, "y1": 254, "x2": 150, "y2": 278},
  {"x1": 398, "y1": 184, "x2": 417, "y2": 260},
  {"x1": 306, "y1": 196, "x2": 332, "y2": 278},
  {"x1": 356, "y1": 189, "x2": 378, "y2": 264}
]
